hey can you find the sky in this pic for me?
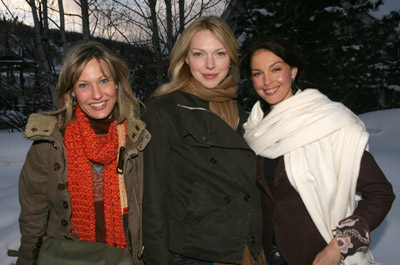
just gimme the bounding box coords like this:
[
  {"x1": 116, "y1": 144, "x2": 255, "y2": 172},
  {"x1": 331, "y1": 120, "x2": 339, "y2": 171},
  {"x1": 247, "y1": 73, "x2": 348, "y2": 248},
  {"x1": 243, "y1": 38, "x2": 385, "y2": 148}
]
[
  {"x1": 0, "y1": 0, "x2": 82, "y2": 32},
  {"x1": 370, "y1": 0, "x2": 400, "y2": 18},
  {"x1": 0, "y1": 108, "x2": 399, "y2": 264},
  {"x1": 1, "y1": 0, "x2": 399, "y2": 30}
]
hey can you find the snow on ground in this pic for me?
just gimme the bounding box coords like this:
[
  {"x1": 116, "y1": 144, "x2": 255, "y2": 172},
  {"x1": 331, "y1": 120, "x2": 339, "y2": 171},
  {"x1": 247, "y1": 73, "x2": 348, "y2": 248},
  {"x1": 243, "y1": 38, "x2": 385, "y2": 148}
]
[
  {"x1": 359, "y1": 109, "x2": 400, "y2": 263},
  {"x1": 0, "y1": 109, "x2": 399, "y2": 265},
  {"x1": 0, "y1": 129, "x2": 30, "y2": 265}
]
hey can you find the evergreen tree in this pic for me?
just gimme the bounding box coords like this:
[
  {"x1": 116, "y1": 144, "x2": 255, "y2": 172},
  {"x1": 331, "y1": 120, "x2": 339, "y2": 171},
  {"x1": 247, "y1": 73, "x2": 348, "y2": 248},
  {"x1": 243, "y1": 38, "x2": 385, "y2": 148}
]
[{"x1": 231, "y1": 0, "x2": 400, "y2": 114}]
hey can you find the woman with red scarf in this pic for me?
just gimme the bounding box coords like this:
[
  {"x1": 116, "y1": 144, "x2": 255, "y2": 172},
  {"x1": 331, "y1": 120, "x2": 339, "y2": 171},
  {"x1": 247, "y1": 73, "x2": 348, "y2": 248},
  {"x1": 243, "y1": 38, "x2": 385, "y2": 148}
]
[{"x1": 16, "y1": 41, "x2": 150, "y2": 265}]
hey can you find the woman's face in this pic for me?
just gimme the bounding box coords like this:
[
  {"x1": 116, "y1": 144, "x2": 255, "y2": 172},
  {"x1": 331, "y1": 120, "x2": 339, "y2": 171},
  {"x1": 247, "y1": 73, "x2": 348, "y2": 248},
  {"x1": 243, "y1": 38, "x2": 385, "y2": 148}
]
[
  {"x1": 186, "y1": 29, "x2": 231, "y2": 89},
  {"x1": 251, "y1": 49, "x2": 297, "y2": 109},
  {"x1": 72, "y1": 58, "x2": 117, "y2": 120}
]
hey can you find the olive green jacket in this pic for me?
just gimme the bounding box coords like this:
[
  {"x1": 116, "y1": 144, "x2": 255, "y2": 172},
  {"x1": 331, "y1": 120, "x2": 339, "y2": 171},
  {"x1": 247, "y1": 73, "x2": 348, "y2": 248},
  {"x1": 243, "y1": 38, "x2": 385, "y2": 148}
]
[
  {"x1": 142, "y1": 91, "x2": 262, "y2": 265},
  {"x1": 16, "y1": 112, "x2": 150, "y2": 265}
]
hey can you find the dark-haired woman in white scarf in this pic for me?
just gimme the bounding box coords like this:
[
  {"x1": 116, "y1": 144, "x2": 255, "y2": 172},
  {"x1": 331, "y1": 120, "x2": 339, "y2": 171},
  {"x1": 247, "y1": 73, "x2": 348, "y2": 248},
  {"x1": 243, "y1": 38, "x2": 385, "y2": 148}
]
[{"x1": 243, "y1": 37, "x2": 395, "y2": 265}]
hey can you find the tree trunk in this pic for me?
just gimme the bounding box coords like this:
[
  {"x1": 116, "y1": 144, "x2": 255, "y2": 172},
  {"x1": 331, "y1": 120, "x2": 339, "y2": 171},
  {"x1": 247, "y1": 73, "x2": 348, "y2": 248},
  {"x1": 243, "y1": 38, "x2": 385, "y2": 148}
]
[
  {"x1": 58, "y1": 0, "x2": 68, "y2": 53},
  {"x1": 42, "y1": 0, "x2": 49, "y2": 43},
  {"x1": 25, "y1": 0, "x2": 58, "y2": 108},
  {"x1": 149, "y1": 0, "x2": 163, "y2": 85},
  {"x1": 164, "y1": 0, "x2": 173, "y2": 53},
  {"x1": 41, "y1": 0, "x2": 55, "y2": 72},
  {"x1": 178, "y1": 0, "x2": 185, "y2": 35},
  {"x1": 221, "y1": 0, "x2": 248, "y2": 31},
  {"x1": 80, "y1": 0, "x2": 90, "y2": 40}
]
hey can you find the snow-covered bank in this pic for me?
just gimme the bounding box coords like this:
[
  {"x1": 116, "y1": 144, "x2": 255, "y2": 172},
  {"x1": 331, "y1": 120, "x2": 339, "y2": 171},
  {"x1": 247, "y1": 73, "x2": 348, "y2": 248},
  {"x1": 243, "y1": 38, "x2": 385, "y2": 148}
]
[
  {"x1": 359, "y1": 109, "x2": 400, "y2": 263},
  {"x1": 0, "y1": 109, "x2": 399, "y2": 264}
]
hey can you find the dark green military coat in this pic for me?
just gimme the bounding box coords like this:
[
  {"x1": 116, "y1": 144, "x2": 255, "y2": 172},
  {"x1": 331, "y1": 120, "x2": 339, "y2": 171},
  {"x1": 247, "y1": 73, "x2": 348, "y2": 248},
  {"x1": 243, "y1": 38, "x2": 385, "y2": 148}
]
[{"x1": 142, "y1": 91, "x2": 262, "y2": 265}]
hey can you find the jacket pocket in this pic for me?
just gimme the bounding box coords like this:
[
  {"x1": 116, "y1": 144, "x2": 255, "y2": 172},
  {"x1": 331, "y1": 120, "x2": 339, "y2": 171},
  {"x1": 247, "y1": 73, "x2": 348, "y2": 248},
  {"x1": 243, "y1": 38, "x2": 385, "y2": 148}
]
[{"x1": 182, "y1": 181, "x2": 207, "y2": 224}]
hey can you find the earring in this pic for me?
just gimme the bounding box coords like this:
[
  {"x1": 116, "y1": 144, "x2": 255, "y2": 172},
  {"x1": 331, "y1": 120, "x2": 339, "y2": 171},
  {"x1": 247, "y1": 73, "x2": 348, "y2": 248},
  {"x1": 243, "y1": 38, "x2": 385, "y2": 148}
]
[{"x1": 291, "y1": 78, "x2": 299, "y2": 94}]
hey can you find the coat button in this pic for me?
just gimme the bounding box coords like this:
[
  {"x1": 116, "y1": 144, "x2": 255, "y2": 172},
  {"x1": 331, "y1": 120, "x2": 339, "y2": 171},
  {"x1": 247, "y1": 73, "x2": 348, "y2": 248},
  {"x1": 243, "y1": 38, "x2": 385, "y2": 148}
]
[
  {"x1": 210, "y1": 157, "x2": 217, "y2": 164},
  {"x1": 57, "y1": 183, "x2": 66, "y2": 190},
  {"x1": 63, "y1": 201, "x2": 69, "y2": 209},
  {"x1": 61, "y1": 219, "x2": 68, "y2": 227},
  {"x1": 52, "y1": 143, "x2": 58, "y2": 149},
  {"x1": 251, "y1": 236, "x2": 255, "y2": 244},
  {"x1": 224, "y1": 196, "x2": 231, "y2": 203},
  {"x1": 53, "y1": 163, "x2": 61, "y2": 171},
  {"x1": 244, "y1": 194, "x2": 251, "y2": 201}
]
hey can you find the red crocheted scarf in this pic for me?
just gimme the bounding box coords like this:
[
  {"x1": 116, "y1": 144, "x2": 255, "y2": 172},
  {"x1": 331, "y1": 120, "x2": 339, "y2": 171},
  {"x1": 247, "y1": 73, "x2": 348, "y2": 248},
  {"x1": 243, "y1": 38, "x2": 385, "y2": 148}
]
[{"x1": 64, "y1": 105, "x2": 126, "y2": 248}]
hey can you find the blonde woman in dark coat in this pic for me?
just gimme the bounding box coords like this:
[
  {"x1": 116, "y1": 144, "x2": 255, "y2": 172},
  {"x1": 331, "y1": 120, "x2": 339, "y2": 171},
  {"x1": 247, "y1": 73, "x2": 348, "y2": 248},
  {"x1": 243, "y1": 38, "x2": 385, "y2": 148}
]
[{"x1": 142, "y1": 16, "x2": 266, "y2": 265}]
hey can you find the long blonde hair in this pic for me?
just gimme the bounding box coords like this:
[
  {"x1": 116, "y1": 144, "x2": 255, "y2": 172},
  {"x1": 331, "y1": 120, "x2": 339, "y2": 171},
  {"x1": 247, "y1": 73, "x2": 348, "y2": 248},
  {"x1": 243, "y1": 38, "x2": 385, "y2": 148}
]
[
  {"x1": 54, "y1": 41, "x2": 140, "y2": 130},
  {"x1": 154, "y1": 16, "x2": 239, "y2": 97}
]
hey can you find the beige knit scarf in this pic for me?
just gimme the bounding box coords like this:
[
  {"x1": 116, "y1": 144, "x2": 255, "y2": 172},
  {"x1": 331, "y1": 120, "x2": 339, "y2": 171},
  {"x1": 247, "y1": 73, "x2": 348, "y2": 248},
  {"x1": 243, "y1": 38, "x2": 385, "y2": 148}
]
[{"x1": 182, "y1": 75, "x2": 239, "y2": 130}]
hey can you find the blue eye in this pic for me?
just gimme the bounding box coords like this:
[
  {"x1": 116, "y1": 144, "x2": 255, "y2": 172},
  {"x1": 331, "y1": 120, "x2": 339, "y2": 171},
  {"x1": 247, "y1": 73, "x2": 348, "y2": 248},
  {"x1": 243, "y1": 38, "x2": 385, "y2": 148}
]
[
  {"x1": 100, "y1": 79, "x2": 108, "y2": 84},
  {"x1": 217, "y1": 51, "x2": 226, "y2": 56},
  {"x1": 193, "y1": 52, "x2": 203, "y2": 57},
  {"x1": 78, "y1": 83, "x2": 87, "y2": 88}
]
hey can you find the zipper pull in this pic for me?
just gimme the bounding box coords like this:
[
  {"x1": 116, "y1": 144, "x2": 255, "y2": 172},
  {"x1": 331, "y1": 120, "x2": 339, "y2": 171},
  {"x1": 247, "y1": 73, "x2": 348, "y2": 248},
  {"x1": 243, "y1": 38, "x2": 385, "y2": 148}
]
[{"x1": 117, "y1": 146, "x2": 125, "y2": 174}]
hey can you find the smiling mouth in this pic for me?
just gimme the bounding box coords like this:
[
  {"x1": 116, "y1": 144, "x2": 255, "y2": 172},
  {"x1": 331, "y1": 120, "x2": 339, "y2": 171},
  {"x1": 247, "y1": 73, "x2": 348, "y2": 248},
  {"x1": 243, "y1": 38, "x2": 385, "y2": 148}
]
[
  {"x1": 90, "y1": 101, "x2": 106, "y2": 108},
  {"x1": 264, "y1": 87, "x2": 279, "y2": 95},
  {"x1": 203, "y1": 74, "x2": 217, "y2": 79}
]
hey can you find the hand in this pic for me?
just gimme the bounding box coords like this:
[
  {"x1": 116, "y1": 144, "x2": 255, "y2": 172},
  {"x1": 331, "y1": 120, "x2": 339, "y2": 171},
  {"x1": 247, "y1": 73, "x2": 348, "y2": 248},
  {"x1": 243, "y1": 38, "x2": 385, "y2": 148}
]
[{"x1": 312, "y1": 238, "x2": 342, "y2": 265}]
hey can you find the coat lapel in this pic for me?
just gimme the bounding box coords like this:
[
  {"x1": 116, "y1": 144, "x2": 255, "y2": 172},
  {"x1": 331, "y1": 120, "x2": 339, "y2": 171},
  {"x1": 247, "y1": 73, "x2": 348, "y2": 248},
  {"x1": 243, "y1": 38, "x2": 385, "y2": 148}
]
[
  {"x1": 176, "y1": 102, "x2": 250, "y2": 150},
  {"x1": 256, "y1": 156, "x2": 274, "y2": 200}
]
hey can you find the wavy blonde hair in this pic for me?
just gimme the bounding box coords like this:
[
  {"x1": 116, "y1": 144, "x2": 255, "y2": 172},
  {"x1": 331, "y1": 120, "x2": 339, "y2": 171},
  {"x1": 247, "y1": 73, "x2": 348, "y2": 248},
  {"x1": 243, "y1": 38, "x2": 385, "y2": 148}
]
[
  {"x1": 53, "y1": 41, "x2": 140, "y2": 130},
  {"x1": 154, "y1": 16, "x2": 239, "y2": 97}
]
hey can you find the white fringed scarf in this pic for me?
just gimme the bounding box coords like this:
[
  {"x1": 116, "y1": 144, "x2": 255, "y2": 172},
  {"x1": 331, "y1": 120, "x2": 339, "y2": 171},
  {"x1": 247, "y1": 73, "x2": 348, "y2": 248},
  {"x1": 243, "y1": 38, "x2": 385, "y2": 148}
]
[{"x1": 244, "y1": 89, "x2": 378, "y2": 264}]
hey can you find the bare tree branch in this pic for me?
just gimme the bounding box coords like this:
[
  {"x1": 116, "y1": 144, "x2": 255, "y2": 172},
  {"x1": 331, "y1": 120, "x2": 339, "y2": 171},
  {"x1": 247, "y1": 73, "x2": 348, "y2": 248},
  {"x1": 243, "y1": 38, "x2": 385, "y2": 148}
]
[
  {"x1": 47, "y1": 5, "x2": 82, "y2": 18},
  {"x1": 0, "y1": 0, "x2": 17, "y2": 21}
]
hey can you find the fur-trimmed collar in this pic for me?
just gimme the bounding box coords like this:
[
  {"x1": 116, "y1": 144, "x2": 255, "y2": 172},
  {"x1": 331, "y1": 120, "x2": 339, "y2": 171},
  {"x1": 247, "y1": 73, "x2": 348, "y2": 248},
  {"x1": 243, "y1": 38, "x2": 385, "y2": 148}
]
[
  {"x1": 23, "y1": 111, "x2": 148, "y2": 146},
  {"x1": 23, "y1": 113, "x2": 58, "y2": 139}
]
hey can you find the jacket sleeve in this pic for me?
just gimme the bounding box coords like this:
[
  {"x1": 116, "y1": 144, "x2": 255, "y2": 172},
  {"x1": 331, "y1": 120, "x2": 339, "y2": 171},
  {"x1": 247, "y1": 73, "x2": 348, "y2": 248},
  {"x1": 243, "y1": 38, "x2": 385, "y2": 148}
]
[
  {"x1": 17, "y1": 141, "x2": 50, "y2": 265},
  {"x1": 334, "y1": 150, "x2": 395, "y2": 258},
  {"x1": 142, "y1": 105, "x2": 172, "y2": 265},
  {"x1": 354, "y1": 150, "x2": 395, "y2": 230}
]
